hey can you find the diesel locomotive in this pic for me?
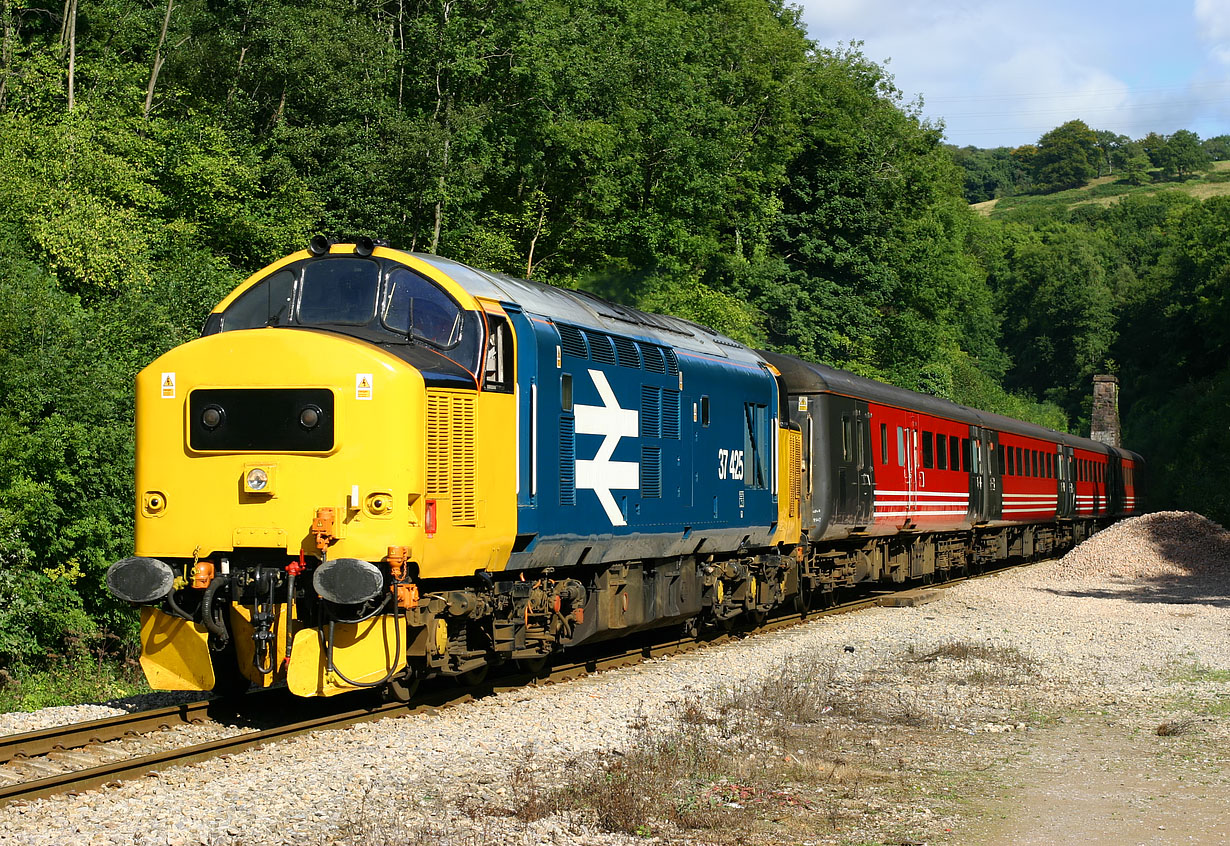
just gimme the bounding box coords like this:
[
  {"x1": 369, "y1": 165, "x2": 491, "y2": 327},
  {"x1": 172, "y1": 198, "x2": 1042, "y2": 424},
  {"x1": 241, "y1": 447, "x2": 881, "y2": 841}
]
[{"x1": 106, "y1": 239, "x2": 1142, "y2": 699}]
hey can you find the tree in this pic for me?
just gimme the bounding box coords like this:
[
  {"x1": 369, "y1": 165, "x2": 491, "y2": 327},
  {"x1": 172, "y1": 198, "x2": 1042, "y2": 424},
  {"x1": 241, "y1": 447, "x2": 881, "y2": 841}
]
[
  {"x1": 1202, "y1": 134, "x2": 1230, "y2": 161},
  {"x1": 1032, "y1": 120, "x2": 1099, "y2": 192},
  {"x1": 1157, "y1": 129, "x2": 1210, "y2": 179}
]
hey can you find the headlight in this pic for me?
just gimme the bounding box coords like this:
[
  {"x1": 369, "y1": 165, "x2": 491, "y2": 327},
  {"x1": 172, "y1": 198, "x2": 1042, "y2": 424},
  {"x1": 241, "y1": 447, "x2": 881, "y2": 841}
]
[
  {"x1": 201, "y1": 404, "x2": 224, "y2": 430},
  {"x1": 299, "y1": 405, "x2": 321, "y2": 429},
  {"x1": 246, "y1": 467, "x2": 269, "y2": 491}
]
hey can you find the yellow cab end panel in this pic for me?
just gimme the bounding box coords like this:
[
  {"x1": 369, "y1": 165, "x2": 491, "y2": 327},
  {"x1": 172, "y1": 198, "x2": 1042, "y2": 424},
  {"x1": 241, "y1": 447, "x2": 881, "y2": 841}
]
[
  {"x1": 133, "y1": 328, "x2": 426, "y2": 562},
  {"x1": 285, "y1": 616, "x2": 405, "y2": 697},
  {"x1": 138, "y1": 606, "x2": 216, "y2": 691}
]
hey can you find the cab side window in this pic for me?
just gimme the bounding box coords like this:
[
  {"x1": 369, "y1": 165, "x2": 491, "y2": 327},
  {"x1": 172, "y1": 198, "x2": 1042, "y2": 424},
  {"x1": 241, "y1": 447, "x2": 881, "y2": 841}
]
[{"x1": 482, "y1": 314, "x2": 514, "y2": 393}]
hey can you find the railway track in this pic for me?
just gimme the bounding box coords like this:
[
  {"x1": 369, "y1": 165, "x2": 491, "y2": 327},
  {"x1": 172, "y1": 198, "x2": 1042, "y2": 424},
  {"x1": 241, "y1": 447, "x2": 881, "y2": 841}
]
[{"x1": 0, "y1": 559, "x2": 1021, "y2": 808}]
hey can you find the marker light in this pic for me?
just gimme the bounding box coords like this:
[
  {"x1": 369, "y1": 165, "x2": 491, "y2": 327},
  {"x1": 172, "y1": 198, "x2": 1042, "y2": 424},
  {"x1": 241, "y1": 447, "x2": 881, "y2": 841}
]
[{"x1": 246, "y1": 467, "x2": 269, "y2": 492}]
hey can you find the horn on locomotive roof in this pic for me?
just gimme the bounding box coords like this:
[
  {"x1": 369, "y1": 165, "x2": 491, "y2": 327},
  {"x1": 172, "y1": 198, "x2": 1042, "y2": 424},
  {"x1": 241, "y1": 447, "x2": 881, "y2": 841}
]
[
  {"x1": 354, "y1": 236, "x2": 376, "y2": 257},
  {"x1": 307, "y1": 234, "x2": 333, "y2": 256}
]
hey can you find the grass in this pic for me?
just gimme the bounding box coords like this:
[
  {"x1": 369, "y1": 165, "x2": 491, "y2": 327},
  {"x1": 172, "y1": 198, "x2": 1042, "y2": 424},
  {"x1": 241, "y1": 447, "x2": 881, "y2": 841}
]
[
  {"x1": 0, "y1": 643, "x2": 149, "y2": 713},
  {"x1": 1167, "y1": 661, "x2": 1230, "y2": 685},
  {"x1": 977, "y1": 161, "x2": 1230, "y2": 220},
  {"x1": 335, "y1": 642, "x2": 1052, "y2": 845},
  {"x1": 494, "y1": 656, "x2": 950, "y2": 842}
]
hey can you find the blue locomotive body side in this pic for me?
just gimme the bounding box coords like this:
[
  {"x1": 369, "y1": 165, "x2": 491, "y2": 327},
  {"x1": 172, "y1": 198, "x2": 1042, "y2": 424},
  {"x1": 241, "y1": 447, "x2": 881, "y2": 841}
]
[{"x1": 505, "y1": 310, "x2": 780, "y2": 570}]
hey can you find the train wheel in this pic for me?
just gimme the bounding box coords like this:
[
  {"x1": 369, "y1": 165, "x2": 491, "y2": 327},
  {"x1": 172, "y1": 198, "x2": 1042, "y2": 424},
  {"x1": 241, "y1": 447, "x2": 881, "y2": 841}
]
[
  {"x1": 794, "y1": 589, "x2": 812, "y2": 616},
  {"x1": 457, "y1": 664, "x2": 489, "y2": 687},
  {"x1": 515, "y1": 655, "x2": 549, "y2": 676},
  {"x1": 384, "y1": 672, "x2": 420, "y2": 703}
]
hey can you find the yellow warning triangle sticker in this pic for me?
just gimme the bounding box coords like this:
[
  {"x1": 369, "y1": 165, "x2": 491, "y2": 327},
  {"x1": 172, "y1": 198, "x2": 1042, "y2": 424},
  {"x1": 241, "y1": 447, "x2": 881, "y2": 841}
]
[{"x1": 163, "y1": 375, "x2": 174, "y2": 387}]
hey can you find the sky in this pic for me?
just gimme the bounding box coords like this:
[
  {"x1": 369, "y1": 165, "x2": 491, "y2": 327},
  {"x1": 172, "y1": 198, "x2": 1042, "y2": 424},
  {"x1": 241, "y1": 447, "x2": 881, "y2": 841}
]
[{"x1": 796, "y1": 0, "x2": 1230, "y2": 149}]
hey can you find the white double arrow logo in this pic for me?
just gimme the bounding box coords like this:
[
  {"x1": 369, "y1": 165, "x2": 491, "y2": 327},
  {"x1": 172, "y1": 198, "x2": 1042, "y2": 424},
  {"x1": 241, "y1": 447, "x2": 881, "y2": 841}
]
[{"x1": 575, "y1": 369, "x2": 639, "y2": 526}]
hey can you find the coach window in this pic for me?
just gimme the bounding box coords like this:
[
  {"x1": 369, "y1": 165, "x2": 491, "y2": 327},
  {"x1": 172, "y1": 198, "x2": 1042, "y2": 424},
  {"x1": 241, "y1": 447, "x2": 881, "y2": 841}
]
[
  {"x1": 842, "y1": 417, "x2": 853, "y2": 462},
  {"x1": 936, "y1": 432, "x2": 948, "y2": 470},
  {"x1": 961, "y1": 438, "x2": 971, "y2": 473},
  {"x1": 880, "y1": 424, "x2": 888, "y2": 465},
  {"x1": 922, "y1": 431, "x2": 934, "y2": 468},
  {"x1": 897, "y1": 427, "x2": 906, "y2": 467},
  {"x1": 1006, "y1": 445, "x2": 1015, "y2": 476},
  {"x1": 1045, "y1": 453, "x2": 1051, "y2": 478},
  {"x1": 950, "y1": 435, "x2": 960, "y2": 471},
  {"x1": 997, "y1": 443, "x2": 1006, "y2": 475}
]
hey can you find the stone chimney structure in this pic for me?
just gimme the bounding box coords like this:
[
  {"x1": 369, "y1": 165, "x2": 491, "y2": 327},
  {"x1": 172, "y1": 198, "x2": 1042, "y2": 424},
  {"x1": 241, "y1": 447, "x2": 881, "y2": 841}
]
[{"x1": 1091, "y1": 374, "x2": 1120, "y2": 447}]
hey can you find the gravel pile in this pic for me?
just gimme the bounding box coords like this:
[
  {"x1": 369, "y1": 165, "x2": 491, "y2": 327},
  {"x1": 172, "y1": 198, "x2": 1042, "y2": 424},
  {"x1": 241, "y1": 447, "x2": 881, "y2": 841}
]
[
  {"x1": 1052, "y1": 510, "x2": 1230, "y2": 581},
  {"x1": 0, "y1": 512, "x2": 1226, "y2": 845}
]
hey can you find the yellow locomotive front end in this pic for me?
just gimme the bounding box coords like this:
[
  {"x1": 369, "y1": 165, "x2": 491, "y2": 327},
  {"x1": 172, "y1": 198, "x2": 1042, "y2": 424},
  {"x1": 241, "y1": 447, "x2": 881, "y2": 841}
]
[{"x1": 107, "y1": 241, "x2": 516, "y2": 697}]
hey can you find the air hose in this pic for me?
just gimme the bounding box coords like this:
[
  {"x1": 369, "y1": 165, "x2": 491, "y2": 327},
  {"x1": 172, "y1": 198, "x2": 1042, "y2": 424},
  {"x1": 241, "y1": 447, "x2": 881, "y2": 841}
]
[{"x1": 319, "y1": 594, "x2": 405, "y2": 689}]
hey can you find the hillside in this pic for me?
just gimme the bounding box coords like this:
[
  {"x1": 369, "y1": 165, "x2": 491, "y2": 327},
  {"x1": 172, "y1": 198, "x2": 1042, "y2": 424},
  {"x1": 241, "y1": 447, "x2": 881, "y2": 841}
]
[{"x1": 973, "y1": 160, "x2": 1230, "y2": 217}]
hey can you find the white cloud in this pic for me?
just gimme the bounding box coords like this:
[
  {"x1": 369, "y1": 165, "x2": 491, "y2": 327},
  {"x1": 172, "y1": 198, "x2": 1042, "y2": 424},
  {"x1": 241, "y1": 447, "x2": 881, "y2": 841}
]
[
  {"x1": 1195, "y1": 0, "x2": 1230, "y2": 63},
  {"x1": 794, "y1": 0, "x2": 1224, "y2": 147}
]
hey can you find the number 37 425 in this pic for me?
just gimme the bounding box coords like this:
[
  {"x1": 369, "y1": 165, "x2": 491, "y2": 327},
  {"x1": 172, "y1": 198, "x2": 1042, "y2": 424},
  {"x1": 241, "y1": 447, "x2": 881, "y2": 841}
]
[{"x1": 717, "y1": 448, "x2": 744, "y2": 481}]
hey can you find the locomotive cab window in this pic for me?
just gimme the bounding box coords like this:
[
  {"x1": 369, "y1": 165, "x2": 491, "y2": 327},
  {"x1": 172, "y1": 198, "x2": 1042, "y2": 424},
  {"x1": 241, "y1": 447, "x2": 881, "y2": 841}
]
[
  {"x1": 208, "y1": 256, "x2": 484, "y2": 375},
  {"x1": 300, "y1": 258, "x2": 379, "y2": 325},
  {"x1": 218, "y1": 269, "x2": 294, "y2": 331},
  {"x1": 744, "y1": 403, "x2": 769, "y2": 489},
  {"x1": 481, "y1": 314, "x2": 514, "y2": 393}
]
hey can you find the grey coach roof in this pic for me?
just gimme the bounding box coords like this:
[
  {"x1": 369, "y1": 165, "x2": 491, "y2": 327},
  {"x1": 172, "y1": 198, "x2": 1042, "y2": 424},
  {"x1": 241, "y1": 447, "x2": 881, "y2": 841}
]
[{"x1": 761, "y1": 352, "x2": 1143, "y2": 465}]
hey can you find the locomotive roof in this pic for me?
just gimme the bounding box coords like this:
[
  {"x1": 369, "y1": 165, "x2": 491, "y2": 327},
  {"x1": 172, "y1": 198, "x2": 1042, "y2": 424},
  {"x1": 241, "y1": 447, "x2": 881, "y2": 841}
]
[
  {"x1": 761, "y1": 352, "x2": 1143, "y2": 464},
  {"x1": 412, "y1": 253, "x2": 1141, "y2": 465},
  {"x1": 412, "y1": 253, "x2": 765, "y2": 367}
]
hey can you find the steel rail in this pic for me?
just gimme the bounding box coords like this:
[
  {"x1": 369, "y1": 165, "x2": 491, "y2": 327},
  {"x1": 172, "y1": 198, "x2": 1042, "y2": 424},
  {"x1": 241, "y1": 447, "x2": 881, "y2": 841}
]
[
  {"x1": 0, "y1": 557, "x2": 1040, "y2": 808},
  {"x1": 0, "y1": 699, "x2": 215, "y2": 765}
]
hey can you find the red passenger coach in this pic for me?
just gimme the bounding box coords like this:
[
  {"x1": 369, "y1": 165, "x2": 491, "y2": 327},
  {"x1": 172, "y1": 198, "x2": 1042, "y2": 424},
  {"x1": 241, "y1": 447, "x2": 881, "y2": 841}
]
[{"x1": 762, "y1": 352, "x2": 1142, "y2": 592}]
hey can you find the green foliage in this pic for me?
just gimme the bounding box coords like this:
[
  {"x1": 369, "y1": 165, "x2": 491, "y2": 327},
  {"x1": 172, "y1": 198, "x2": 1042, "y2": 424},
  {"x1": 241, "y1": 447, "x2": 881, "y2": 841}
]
[
  {"x1": 1203, "y1": 135, "x2": 1230, "y2": 161},
  {"x1": 1154, "y1": 129, "x2": 1210, "y2": 180},
  {"x1": 948, "y1": 145, "x2": 1031, "y2": 203},
  {"x1": 1033, "y1": 120, "x2": 1100, "y2": 192}
]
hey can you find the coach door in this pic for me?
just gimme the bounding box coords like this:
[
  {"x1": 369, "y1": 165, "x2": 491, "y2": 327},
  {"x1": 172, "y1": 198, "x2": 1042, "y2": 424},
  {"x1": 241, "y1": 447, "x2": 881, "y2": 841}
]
[
  {"x1": 1057, "y1": 445, "x2": 1075, "y2": 518},
  {"x1": 967, "y1": 426, "x2": 985, "y2": 521},
  {"x1": 832, "y1": 398, "x2": 873, "y2": 526},
  {"x1": 981, "y1": 429, "x2": 1002, "y2": 521}
]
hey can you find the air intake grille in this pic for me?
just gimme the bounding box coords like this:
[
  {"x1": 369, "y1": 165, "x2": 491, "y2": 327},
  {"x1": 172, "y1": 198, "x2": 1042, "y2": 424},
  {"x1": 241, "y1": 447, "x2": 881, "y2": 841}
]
[
  {"x1": 641, "y1": 386, "x2": 661, "y2": 439},
  {"x1": 613, "y1": 336, "x2": 641, "y2": 368},
  {"x1": 789, "y1": 428, "x2": 802, "y2": 517},
  {"x1": 641, "y1": 446, "x2": 662, "y2": 498},
  {"x1": 641, "y1": 344, "x2": 666, "y2": 374},
  {"x1": 587, "y1": 333, "x2": 616, "y2": 365},
  {"x1": 559, "y1": 416, "x2": 576, "y2": 505},
  {"x1": 426, "y1": 391, "x2": 478, "y2": 526},
  {"x1": 557, "y1": 324, "x2": 588, "y2": 359},
  {"x1": 662, "y1": 389, "x2": 680, "y2": 439}
]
